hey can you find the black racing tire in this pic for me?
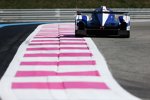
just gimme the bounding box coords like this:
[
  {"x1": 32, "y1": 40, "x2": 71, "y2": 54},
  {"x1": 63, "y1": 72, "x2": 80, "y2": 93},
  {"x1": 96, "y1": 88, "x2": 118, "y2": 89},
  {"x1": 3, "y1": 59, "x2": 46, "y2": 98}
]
[
  {"x1": 78, "y1": 21, "x2": 85, "y2": 30},
  {"x1": 120, "y1": 22, "x2": 127, "y2": 30},
  {"x1": 75, "y1": 34, "x2": 83, "y2": 37},
  {"x1": 118, "y1": 30, "x2": 130, "y2": 38},
  {"x1": 75, "y1": 30, "x2": 86, "y2": 37}
]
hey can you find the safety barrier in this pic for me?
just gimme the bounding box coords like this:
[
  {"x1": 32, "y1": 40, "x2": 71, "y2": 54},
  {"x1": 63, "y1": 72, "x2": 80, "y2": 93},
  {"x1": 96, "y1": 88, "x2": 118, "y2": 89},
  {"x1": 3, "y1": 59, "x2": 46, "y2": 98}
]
[{"x1": 0, "y1": 8, "x2": 150, "y2": 22}]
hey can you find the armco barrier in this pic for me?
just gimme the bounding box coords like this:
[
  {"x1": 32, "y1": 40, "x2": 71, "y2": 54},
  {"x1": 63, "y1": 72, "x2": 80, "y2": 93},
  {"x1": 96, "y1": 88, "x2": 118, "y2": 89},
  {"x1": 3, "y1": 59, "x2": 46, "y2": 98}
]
[{"x1": 0, "y1": 8, "x2": 150, "y2": 22}]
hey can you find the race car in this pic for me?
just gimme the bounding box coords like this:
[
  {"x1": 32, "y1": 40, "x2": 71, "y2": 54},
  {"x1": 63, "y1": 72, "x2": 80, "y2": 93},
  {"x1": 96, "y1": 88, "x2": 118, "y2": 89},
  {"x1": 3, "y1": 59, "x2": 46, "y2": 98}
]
[{"x1": 75, "y1": 6, "x2": 130, "y2": 38}]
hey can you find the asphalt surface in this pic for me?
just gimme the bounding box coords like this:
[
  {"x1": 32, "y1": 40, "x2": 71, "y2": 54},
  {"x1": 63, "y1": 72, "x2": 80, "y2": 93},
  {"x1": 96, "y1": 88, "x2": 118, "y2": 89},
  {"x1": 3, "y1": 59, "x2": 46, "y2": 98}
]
[
  {"x1": 92, "y1": 22, "x2": 150, "y2": 100},
  {"x1": 0, "y1": 24, "x2": 40, "y2": 78},
  {"x1": 0, "y1": 22, "x2": 149, "y2": 100}
]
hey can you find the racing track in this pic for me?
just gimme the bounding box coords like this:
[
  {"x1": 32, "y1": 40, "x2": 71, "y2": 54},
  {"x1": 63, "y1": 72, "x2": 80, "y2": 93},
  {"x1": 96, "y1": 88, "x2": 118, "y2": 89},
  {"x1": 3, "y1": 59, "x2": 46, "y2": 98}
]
[
  {"x1": 93, "y1": 21, "x2": 150, "y2": 100},
  {"x1": 0, "y1": 22, "x2": 149, "y2": 100},
  {"x1": 0, "y1": 24, "x2": 41, "y2": 78}
]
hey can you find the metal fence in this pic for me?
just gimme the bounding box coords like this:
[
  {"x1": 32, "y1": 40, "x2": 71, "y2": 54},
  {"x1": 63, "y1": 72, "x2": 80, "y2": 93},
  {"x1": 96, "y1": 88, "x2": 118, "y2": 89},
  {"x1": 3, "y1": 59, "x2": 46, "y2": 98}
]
[{"x1": 0, "y1": 8, "x2": 150, "y2": 22}]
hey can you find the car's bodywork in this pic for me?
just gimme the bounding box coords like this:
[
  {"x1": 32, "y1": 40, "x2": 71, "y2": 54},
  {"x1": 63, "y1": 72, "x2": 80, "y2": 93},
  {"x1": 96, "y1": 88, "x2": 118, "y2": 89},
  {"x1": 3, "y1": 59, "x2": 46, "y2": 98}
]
[{"x1": 75, "y1": 6, "x2": 130, "y2": 38}]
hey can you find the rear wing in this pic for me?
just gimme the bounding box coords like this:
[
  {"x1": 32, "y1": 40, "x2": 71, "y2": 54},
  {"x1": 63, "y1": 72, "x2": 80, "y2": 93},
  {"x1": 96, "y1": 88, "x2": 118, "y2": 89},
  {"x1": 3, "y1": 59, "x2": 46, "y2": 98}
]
[{"x1": 77, "y1": 10, "x2": 129, "y2": 15}]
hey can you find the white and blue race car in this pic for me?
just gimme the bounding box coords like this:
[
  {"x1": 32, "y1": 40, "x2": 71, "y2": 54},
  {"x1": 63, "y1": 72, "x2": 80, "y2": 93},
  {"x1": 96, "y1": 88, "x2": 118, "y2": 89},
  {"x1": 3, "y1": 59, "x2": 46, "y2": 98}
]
[{"x1": 75, "y1": 6, "x2": 130, "y2": 38}]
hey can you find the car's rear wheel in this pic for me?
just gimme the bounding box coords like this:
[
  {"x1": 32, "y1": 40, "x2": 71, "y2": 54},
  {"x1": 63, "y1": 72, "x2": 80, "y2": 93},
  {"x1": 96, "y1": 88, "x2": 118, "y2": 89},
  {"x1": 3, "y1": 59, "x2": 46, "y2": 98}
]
[
  {"x1": 75, "y1": 30, "x2": 86, "y2": 37},
  {"x1": 118, "y1": 30, "x2": 130, "y2": 38},
  {"x1": 120, "y1": 22, "x2": 127, "y2": 30},
  {"x1": 78, "y1": 21, "x2": 86, "y2": 30},
  {"x1": 76, "y1": 21, "x2": 86, "y2": 37},
  {"x1": 118, "y1": 22, "x2": 130, "y2": 38}
]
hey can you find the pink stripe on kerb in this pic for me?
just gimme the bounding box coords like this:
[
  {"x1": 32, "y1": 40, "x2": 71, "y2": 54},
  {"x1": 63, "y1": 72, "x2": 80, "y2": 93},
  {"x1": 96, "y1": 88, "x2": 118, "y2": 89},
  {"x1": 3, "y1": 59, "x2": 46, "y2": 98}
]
[
  {"x1": 59, "y1": 53, "x2": 92, "y2": 57},
  {"x1": 64, "y1": 82, "x2": 109, "y2": 89},
  {"x1": 35, "y1": 34, "x2": 58, "y2": 36},
  {"x1": 34, "y1": 36, "x2": 59, "y2": 38},
  {"x1": 29, "y1": 43, "x2": 59, "y2": 45},
  {"x1": 15, "y1": 71, "x2": 100, "y2": 77},
  {"x1": 27, "y1": 47, "x2": 59, "y2": 51},
  {"x1": 58, "y1": 71, "x2": 99, "y2": 76},
  {"x1": 24, "y1": 53, "x2": 58, "y2": 57},
  {"x1": 60, "y1": 39, "x2": 85, "y2": 41},
  {"x1": 20, "y1": 61, "x2": 58, "y2": 66},
  {"x1": 36, "y1": 33, "x2": 58, "y2": 35},
  {"x1": 36, "y1": 34, "x2": 58, "y2": 36},
  {"x1": 29, "y1": 42, "x2": 87, "y2": 45},
  {"x1": 60, "y1": 42, "x2": 87, "y2": 45},
  {"x1": 60, "y1": 28, "x2": 74, "y2": 29},
  {"x1": 59, "y1": 61, "x2": 96, "y2": 65},
  {"x1": 16, "y1": 71, "x2": 56, "y2": 77},
  {"x1": 24, "y1": 53, "x2": 92, "y2": 57},
  {"x1": 12, "y1": 82, "x2": 109, "y2": 89},
  {"x1": 31, "y1": 40, "x2": 59, "y2": 42},
  {"x1": 39, "y1": 29, "x2": 58, "y2": 33},
  {"x1": 42, "y1": 25, "x2": 58, "y2": 28},
  {"x1": 20, "y1": 61, "x2": 95, "y2": 66},
  {"x1": 60, "y1": 47, "x2": 89, "y2": 50}
]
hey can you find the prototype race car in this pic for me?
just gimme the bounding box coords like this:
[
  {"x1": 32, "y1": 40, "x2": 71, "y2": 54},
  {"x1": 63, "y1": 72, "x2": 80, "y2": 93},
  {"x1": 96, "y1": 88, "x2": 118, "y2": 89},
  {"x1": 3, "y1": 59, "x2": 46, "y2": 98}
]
[{"x1": 75, "y1": 6, "x2": 130, "y2": 38}]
